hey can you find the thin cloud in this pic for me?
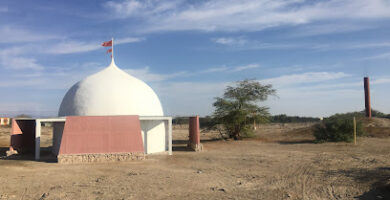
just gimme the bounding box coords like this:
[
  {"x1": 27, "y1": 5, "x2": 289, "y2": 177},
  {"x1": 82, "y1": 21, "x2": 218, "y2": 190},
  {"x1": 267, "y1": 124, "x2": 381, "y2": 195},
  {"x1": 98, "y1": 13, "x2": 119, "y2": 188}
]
[
  {"x1": 0, "y1": 55, "x2": 44, "y2": 70},
  {"x1": 289, "y1": 23, "x2": 374, "y2": 37},
  {"x1": 212, "y1": 36, "x2": 390, "y2": 51},
  {"x1": 297, "y1": 82, "x2": 361, "y2": 91},
  {"x1": 201, "y1": 64, "x2": 259, "y2": 73},
  {"x1": 231, "y1": 64, "x2": 259, "y2": 72},
  {"x1": 0, "y1": 6, "x2": 8, "y2": 12},
  {"x1": 261, "y1": 72, "x2": 350, "y2": 86},
  {"x1": 153, "y1": 81, "x2": 229, "y2": 116},
  {"x1": 212, "y1": 37, "x2": 300, "y2": 50},
  {"x1": 349, "y1": 42, "x2": 390, "y2": 49},
  {"x1": 201, "y1": 66, "x2": 229, "y2": 73},
  {"x1": 105, "y1": 0, "x2": 180, "y2": 19},
  {"x1": 123, "y1": 63, "x2": 260, "y2": 82},
  {"x1": 212, "y1": 37, "x2": 247, "y2": 45},
  {"x1": 156, "y1": 75, "x2": 390, "y2": 117},
  {"x1": 0, "y1": 79, "x2": 45, "y2": 87},
  {"x1": 0, "y1": 61, "x2": 108, "y2": 90},
  {"x1": 0, "y1": 36, "x2": 145, "y2": 63},
  {"x1": 116, "y1": 37, "x2": 145, "y2": 44},
  {"x1": 0, "y1": 45, "x2": 44, "y2": 71},
  {"x1": 104, "y1": 0, "x2": 390, "y2": 33},
  {"x1": 124, "y1": 66, "x2": 188, "y2": 82},
  {"x1": 46, "y1": 41, "x2": 100, "y2": 54},
  {"x1": 265, "y1": 76, "x2": 390, "y2": 117},
  {"x1": 0, "y1": 102, "x2": 57, "y2": 117},
  {"x1": 0, "y1": 26, "x2": 62, "y2": 43},
  {"x1": 120, "y1": 63, "x2": 261, "y2": 83},
  {"x1": 45, "y1": 37, "x2": 144, "y2": 54},
  {"x1": 372, "y1": 78, "x2": 390, "y2": 84},
  {"x1": 361, "y1": 52, "x2": 390, "y2": 60}
]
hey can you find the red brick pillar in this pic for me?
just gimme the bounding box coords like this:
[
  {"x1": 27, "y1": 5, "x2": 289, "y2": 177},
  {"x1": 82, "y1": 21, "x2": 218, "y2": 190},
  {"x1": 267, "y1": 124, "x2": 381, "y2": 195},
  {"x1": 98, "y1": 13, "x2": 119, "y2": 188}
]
[
  {"x1": 364, "y1": 77, "x2": 371, "y2": 118},
  {"x1": 188, "y1": 116, "x2": 203, "y2": 151}
]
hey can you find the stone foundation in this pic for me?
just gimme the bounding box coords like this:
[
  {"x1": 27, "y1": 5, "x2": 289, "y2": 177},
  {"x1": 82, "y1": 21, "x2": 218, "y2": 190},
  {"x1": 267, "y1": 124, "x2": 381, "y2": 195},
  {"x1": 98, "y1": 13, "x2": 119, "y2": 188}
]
[
  {"x1": 188, "y1": 142, "x2": 203, "y2": 152},
  {"x1": 58, "y1": 152, "x2": 145, "y2": 164}
]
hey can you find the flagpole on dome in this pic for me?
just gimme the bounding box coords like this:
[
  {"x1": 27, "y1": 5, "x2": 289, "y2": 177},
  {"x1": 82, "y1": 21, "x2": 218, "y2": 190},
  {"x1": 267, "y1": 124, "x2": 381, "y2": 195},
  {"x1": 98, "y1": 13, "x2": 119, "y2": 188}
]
[
  {"x1": 111, "y1": 37, "x2": 115, "y2": 64},
  {"x1": 102, "y1": 38, "x2": 114, "y2": 66}
]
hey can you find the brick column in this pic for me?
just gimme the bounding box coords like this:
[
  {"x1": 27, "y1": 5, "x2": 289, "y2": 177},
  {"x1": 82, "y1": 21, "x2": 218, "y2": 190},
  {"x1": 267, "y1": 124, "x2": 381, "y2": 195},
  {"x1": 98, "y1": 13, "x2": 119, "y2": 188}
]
[
  {"x1": 364, "y1": 77, "x2": 371, "y2": 118},
  {"x1": 188, "y1": 116, "x2": 203, "y2": 151}
]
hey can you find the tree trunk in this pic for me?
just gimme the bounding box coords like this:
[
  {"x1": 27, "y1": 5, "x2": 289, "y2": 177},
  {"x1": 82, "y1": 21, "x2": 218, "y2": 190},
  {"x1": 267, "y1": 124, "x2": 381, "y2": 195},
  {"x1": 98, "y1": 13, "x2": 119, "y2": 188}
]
[{"x1": 233, "y1": 131, "x2": 241, "y2": 140}]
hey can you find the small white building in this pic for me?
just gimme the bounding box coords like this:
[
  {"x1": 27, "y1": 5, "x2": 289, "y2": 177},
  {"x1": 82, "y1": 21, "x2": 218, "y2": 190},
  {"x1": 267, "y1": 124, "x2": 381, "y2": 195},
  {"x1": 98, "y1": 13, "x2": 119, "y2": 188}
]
[
  {"x1": 54, "y1": 57, "x2": 169, "y2": 155},
  {"x1": 0, "y1": 117, "x2": 10, "y2": 126}
]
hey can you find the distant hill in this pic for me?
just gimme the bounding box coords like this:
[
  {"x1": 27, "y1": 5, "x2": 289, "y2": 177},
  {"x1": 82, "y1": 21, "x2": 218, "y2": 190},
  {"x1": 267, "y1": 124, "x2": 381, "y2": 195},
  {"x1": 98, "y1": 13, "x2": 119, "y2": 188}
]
[{"x1": 269, "y1": 114, "x2": 320, "y2": 123}]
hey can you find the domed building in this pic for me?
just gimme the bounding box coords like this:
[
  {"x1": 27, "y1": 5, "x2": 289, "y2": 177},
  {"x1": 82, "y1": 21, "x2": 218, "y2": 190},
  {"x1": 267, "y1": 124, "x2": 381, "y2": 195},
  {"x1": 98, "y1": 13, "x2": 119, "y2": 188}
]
[
  {"x1": 58, "y1": 59, "x2": 163, "y2": 117},
  {"x1": 8, "y1": 40, "x2": 175, "y2": 162},
  {"x1": 52, "y1": 54, "x2": 170, "y2": 157}
]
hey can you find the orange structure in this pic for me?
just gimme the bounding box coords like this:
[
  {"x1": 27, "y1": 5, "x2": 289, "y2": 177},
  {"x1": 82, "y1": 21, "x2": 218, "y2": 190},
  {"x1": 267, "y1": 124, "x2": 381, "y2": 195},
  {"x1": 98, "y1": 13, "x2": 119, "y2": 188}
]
[
  {"x1": 0, "y1": 117, "x2": 10, "y2": 126},
  {"x1": 188, "y1": 116, "x2": 203, "y2": 151}
]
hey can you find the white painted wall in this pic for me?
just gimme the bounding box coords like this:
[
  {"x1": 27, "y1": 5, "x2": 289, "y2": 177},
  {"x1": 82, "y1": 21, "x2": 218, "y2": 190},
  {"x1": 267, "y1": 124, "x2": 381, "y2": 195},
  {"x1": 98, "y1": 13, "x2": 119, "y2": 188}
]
[{"x1": 141, "y1": 121, "x2": 166, "y2": 154}]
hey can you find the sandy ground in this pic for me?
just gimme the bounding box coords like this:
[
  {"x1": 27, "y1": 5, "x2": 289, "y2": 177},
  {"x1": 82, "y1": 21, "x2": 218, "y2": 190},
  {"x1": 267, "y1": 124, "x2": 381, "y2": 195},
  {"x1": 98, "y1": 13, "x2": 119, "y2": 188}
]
[{"x1": 0, "y1": 120, "x2": 389, "y2": 200}]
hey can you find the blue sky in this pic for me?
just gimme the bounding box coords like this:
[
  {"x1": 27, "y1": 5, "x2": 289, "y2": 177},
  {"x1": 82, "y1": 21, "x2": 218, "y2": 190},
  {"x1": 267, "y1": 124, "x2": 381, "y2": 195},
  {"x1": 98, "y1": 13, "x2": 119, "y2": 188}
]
[{"x1": 1, "y1": 0, "x2": 390, "y2": 117}]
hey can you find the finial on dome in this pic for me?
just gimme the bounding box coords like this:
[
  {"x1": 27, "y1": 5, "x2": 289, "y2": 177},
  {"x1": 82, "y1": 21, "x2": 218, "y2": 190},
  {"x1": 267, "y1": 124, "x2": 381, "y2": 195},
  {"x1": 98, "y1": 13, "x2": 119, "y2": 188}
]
[{"x1": 110, "y1": 56, "x2": 116, "y2": 68}]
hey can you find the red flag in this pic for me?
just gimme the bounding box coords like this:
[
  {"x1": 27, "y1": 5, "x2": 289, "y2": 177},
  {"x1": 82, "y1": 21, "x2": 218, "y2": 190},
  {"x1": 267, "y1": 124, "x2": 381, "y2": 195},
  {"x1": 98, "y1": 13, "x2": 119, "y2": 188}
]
[
  {"x1": 101, "y1": 40, "x2": 112, "y2": 47},
  {"x1": 106, "y1": 48, "x2": 112, "y2": 54}
]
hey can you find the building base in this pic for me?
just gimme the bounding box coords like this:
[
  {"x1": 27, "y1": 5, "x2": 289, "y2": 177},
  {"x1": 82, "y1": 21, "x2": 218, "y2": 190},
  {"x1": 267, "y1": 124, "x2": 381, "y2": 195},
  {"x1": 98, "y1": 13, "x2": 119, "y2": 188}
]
[
  {"x1": 188, "y1": 142, "x2": 203, "y2": 152},
  {"x1": 58, "y1": 152, "x2": 145, "y2": 164}
]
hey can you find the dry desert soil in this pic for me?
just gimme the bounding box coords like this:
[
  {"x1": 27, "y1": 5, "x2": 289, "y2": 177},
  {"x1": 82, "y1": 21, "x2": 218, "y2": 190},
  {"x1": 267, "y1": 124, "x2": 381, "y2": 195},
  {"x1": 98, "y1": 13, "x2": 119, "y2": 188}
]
[{"x1": 0, "y1": 118, "x2": 389, "y2": 200}]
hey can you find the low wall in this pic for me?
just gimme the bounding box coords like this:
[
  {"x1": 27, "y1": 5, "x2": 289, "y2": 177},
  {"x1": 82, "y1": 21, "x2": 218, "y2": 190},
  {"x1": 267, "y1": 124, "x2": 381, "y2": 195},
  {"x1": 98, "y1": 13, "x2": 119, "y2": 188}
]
[{"x1": 58, "y1": 152, "x2": 145, "y2": 164}]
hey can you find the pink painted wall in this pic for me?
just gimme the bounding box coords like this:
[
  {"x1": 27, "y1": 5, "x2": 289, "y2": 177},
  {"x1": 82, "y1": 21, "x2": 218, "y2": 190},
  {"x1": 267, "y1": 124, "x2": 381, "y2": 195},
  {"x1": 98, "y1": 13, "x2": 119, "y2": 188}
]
[
  {"x1": 10, "y1": 119, "x2": 36, "y2": 153},
  {"x1": 58, "y1": 116, "x2": 144, "y2": 155},
  {"x1": 189, "y1": 116, "x2": 200, "y2": 145}
]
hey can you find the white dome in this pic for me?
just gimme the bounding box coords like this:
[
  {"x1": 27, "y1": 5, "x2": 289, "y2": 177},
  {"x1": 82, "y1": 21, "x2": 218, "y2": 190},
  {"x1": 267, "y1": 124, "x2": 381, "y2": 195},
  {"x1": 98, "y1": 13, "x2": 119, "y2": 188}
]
[{"x1": 58, "y1": 60, "x2": 163, "y2": 117}]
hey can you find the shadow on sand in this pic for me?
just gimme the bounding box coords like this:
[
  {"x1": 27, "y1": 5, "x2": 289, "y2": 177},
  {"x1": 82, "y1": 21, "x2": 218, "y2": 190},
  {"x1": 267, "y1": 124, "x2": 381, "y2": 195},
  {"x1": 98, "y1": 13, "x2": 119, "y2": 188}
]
[
  {"x1": 172, "y1": 138, "x2": 223, "y2": 152},
  {"x1": 326, "y1": 167, "x2": 390, "y2": 199}
]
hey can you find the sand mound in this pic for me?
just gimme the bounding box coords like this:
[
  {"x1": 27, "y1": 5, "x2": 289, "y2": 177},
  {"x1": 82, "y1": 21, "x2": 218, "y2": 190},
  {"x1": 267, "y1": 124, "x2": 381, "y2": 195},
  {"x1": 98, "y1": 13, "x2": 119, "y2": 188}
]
[{"x1": 362, "y1": 117, "x2": 390, "y2": 138}]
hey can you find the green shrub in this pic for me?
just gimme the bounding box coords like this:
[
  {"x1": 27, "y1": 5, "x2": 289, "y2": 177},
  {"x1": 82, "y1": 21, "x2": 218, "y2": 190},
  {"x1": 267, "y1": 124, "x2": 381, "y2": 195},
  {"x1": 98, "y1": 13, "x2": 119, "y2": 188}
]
[{"x1": 314, "y1": 114, "x2": 364, "y2": 143}]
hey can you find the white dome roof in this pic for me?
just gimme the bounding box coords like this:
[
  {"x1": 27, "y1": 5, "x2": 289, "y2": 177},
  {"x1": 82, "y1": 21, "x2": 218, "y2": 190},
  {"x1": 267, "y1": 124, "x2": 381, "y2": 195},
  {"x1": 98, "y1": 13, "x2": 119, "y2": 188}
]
[{"x1": 58, "y1": 60, "x2": 163, "y2": 117}]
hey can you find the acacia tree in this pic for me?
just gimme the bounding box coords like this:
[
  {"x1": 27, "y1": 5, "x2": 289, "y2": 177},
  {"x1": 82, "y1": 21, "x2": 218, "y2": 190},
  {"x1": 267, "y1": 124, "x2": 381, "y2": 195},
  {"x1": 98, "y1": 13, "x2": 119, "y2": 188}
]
[{"x1": 212, "y1": 79, "x2": 276, "y2": 140}]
